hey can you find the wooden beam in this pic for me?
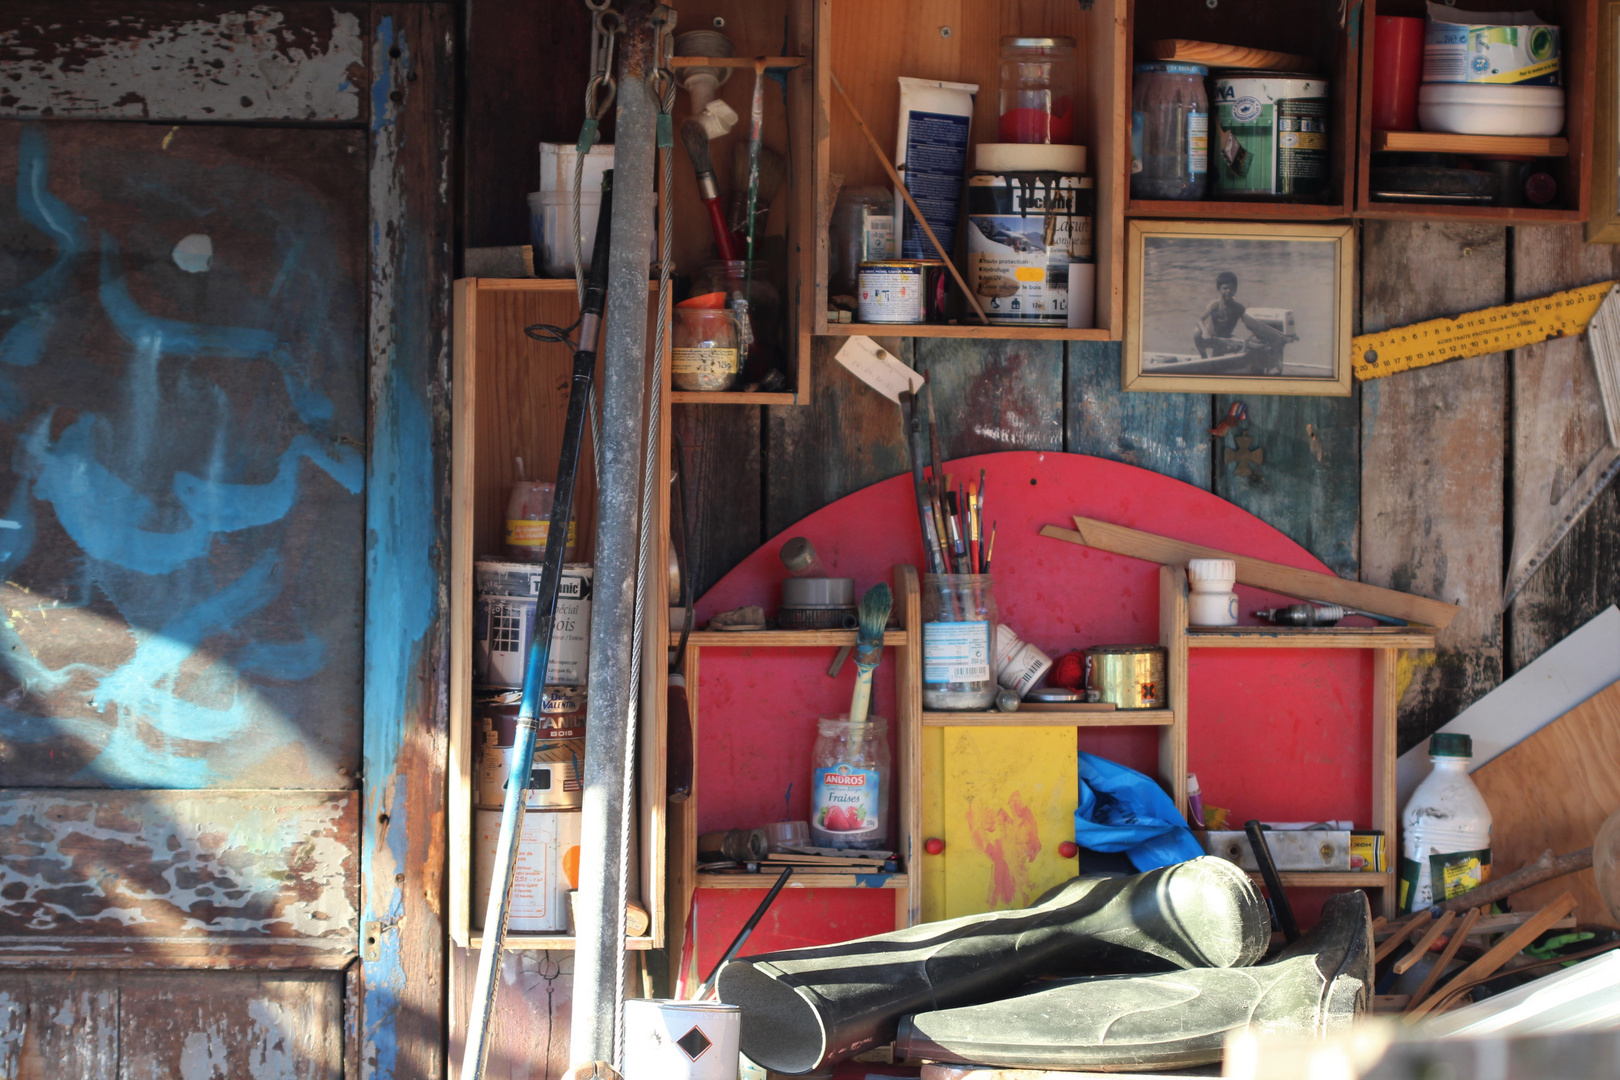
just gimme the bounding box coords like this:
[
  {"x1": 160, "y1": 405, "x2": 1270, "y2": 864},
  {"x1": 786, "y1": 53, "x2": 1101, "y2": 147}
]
[{"x1": 1041, "y1": 516, "x2": 1460, "y2": 628}]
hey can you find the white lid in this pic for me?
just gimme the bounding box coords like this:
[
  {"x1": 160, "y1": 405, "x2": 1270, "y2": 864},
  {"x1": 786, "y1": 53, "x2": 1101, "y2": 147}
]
[
  {"x1": 1187, "y1": 558, "x2": 1237, "y2": 583},
  {"x1": 975, "y1": 142, "x2": 1088, "y2": 174},
  {"x1": 1418, "y1": 83, "x2": 1564, "y2": 106}
]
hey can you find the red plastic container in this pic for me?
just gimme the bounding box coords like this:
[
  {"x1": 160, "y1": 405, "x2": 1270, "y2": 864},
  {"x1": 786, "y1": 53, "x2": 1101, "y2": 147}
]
[{"x1": 1372, "y1": 16, "x2": 1425, "y2": 131}]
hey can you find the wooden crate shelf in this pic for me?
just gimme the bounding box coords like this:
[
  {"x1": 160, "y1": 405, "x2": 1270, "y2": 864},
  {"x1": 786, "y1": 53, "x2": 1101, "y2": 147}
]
[
  {"x1": 1126, "y1": 199, "x2": 1352, "y2": 221},
  {"x1": 1247, "y1": 871, "x2": 1396, "y2": 889},
  {"x1": 670, "y1": 390, "x2": 799, "y2": 405},
  {"x1": 468, "y1": 934, "x2": 657, "y2": 951},
  {"x1": 672, "y1": 628, "x2": 908, "y2": 647},
  {"x1": 921, "y1": 708, "x2": 1175, "y2": 727},
  {"x1": 1187, "y1": 626, "x2": 1438, "y2": 649},
  {"x1": 696, "y1": 871, "x2": 910, "y2": 890},
  {"x1": 1356, "y1": 0, "x2": 1594, "y2": 220},
  {"x1": 820, "y1": 322, "x2": 1116, "y2": 340}
]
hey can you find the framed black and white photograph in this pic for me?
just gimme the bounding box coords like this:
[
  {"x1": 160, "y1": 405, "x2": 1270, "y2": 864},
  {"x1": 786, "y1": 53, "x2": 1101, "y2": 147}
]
[{"x1": 1124, "y1": 220, "x2": 1354, "y2": 396}]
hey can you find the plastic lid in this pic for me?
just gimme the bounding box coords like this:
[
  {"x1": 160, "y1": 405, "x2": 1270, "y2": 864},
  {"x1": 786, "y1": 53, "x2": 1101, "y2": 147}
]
[
  {"x1": 975, "y1": 142, "x2": 1088, "y2": 174},
  {"x1": 1002, "y1": 36, "x2": 1076, "y2": 48},
  {"x1": 1429, "y1": 732, "x2": 1472, "y2": 758},
  {"x1": 1135, "y1": 61, "x2": 1208, "y2": 75}
]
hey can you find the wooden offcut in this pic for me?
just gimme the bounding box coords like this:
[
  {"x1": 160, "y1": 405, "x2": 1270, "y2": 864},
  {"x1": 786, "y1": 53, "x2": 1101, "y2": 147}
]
[
  {"x1": 1042, "y1": 515, "x2": 1460, "y2": 627},
  {"x1": 1406, "y1": 893, "x2": 1579, "y2": 1019},
  {"x1": 1148, "y1": 38, "x2": 1314, "y2": 71},
  {"x1": 1470, "y1": 681, "x2": 1620, "y2": 926}
]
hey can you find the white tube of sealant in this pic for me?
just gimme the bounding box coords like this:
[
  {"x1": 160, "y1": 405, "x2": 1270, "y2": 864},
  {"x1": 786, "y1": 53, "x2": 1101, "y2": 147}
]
[{"x1": 893, "y1": 77, "x2": 978, "y2": 261}]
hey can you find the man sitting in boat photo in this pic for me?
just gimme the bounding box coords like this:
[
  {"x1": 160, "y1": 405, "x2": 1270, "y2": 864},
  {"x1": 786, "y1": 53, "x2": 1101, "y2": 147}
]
[{"x1": 1193, "y1": 270, "x2": 1288, "y2": 359}]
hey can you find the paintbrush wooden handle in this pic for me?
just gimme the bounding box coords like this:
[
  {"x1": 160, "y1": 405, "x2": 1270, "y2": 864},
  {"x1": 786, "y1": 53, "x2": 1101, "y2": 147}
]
[
  {"x1": 703, "y1": 195, "x2": 739, "y2": 262},
  {"x1": 848, "y1": 667, "x2": 875, "y2": 728}
]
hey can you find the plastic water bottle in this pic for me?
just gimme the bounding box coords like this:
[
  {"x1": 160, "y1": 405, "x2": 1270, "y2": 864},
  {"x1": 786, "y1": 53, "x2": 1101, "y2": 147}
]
[{"x1": 1399, "y1": 733, "x2": 1492, "y2": 913}]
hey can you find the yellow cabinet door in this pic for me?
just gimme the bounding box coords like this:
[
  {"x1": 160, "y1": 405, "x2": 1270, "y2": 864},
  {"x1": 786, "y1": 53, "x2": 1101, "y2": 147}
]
[{"x1": 920, "y1": 726, "x2": 1079, "y2": 922}]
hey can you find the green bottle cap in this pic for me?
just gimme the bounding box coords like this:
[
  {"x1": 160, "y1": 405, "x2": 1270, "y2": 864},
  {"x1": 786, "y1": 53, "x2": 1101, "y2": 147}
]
[{"x1": 1429, "y1": 732, "x2": 1472, "y2": 758}]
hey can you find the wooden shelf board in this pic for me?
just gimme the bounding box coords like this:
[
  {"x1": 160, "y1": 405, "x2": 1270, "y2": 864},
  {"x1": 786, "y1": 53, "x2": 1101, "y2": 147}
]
[
  {"x1": 1357, "y1": 201, "x2": 1581, "y2": 224},
  {"x1": 465, "y1": 933, "x2": 655, "y2": 951},
  {"x1": 1371, "y1": 130, "x2": 1569, "y2": 157},
  {"x1": 670, "y1": 56, "x2": 808, "y2": 70},
  {"x1": 463, "y1": 277, "x2": 659, "y2": 293},
  {"x1": 819, "y1": 322, "x2": 1113, "y2": 341},
  {"x1": 1127, "y1": 198, "x2": 1350, "y2": 221},
  {"x1": 1248, "y1": 871, "x2": 1394, "y2": 888},
  {"x1": 671, "y1": 390, "x2": 798, "y2": 405},
  {"x1": 922, "y1": 708, "x2": 1175, "y2": 727},
  {"x1": 696, "y1": 871, "x2": 909, "y2": 890},
  {"x1": 678, "y1": 629, "x2": 909, "y2": 647},
  {"x1": 1188, "y1": 627, "x2": 1437, "y2": 649}
]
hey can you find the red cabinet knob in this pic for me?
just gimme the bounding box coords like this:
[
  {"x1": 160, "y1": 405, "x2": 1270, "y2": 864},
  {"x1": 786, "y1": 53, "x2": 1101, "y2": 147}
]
[
  {"x1": 924, "y1": 837, "x2": 945, "y2": 856},
  {"x1": 1057, "y1": 841, "x2": 1079, "y2": 859}
]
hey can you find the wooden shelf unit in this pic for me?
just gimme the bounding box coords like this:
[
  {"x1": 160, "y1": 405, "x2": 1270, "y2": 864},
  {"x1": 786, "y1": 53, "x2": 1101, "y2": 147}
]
[
  {"x1": 921, "y1": 708, "x2": 1175, "y2": 727},
  {"x1": 810, "y1": 0, "x2": 1127, "y2": 342},
  {"x1": 1187, "y1": 626, "x2": 1438, "y2": 650},
  {"x1": 1355, "y1": 0, "x2": 1595, "y2": 221},
  {"x1": 1125, "y1": 0, "x2": 1359, "y2": 220},
  {"x1": 447, "y1": 276, "x2": 669, "y2": 951},
  {"x1": 670, "y1": 565, "x2": 924, "y2": 950}
]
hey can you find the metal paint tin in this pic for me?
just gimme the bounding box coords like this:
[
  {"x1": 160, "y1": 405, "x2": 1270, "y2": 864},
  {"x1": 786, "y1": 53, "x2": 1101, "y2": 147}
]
[
  {"x1": 622, "y1": 999, "x2": 742, "y2": 1080},
  {"x1": 474, "y1": 689, "x2": 587, "y2": 809},
  {"x1": 472, "y1": 560, "x2": 593, "y2": 689},
  {"x1": 856, "y1": 260, "x2": 926, "y2": 324},
  {"x1": 1211, "y1": 72, "x2": 1329, "y2": 199},
  {"x1": 966, "y1": 172, "x2": 1094, "y2": 325},
  {"x1": 1084, "y1": 644, "x2": 1168, "y2": 709},
  {"x1": 471, "y1": 807, "x2": 582, "y2": 933}
]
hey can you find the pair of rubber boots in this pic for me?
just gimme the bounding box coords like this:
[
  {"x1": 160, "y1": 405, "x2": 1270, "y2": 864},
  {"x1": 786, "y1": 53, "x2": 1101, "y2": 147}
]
[{"x1": 717, "y1": 855, "x2": 1372, "y2": 1074}]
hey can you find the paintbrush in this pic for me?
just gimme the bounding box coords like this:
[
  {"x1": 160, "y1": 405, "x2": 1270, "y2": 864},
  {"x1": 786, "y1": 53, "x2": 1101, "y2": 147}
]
[
  {"x1": 984, "y1": 522, "x2": 998, "y2": 576},
  {"x1": 846, "y1": 583, "x2": 894, "y2": 751},
  {"x1": 729, "y1": 142, "x2": 789, "y2": 245},
  {"x1": 680, "y1": 119, "x2": 740, "y2": 263}
]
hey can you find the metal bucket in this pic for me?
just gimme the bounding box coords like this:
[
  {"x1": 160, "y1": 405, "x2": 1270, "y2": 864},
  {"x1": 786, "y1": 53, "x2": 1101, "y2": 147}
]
[
  {"x1": 1084, "y1": 644, "x2": 1167, "y2": 709},
  {"x1": 472, "y1": 560, "x2": 592, "y2": 689},
  {"x1": 470, "y1": 807, "x2": 581, "y2": 933},
  {"x1": 622, "y1": 999, "x2": 741, "y2": 1080}
]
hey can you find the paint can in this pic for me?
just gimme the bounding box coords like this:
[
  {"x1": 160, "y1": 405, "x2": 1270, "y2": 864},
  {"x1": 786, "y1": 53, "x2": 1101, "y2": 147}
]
[
  {"x1": 1083, "y1": 644, "x2": 1167, "y2": 709},
  {"x1": 471, "y1": 807, "x2": 581, "y2": 933},
  {"x1": 856, "y1": 260, "x2": 926, "y2": 324},
  {"x1": 474, "y1": 688, "x2": 588, "y2": 809},
  {"x1": 472, "y1": 560, "x2": 592, "y2": 689},
  {"x1": 966, "y1": 172, "x2": 1093, "y2": 326},
  {"x1": 622, "y1": 999, "x2": 741, "y2": 1080},
  {"x1": 993, "y1": 624, "x2": 1054, "y2": 697},
  {"x1": 1211, "y1": 72, "x2": 1329, "y2": 200}
]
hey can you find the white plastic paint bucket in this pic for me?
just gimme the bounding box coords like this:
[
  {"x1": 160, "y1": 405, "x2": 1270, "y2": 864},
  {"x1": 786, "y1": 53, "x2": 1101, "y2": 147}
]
[
  {"x1": 472, "y1": 560, "x2": 592, "y2": 689},
  {"x1": 622, "y1": 999, "x2": 741, "y2": 1080},
  {"x1": 471, "y1": 807, "x2": 581, "y2": 933}
]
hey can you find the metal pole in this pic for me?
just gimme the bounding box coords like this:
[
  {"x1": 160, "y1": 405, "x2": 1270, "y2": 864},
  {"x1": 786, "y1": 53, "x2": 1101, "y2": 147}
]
[{"x1": 572, "y1": 0, "x2": 658, "y2": 1069}]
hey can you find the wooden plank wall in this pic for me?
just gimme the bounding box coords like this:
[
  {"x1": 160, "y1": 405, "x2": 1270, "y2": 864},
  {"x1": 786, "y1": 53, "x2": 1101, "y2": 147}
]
[{"x1": 463, "y1": 4, "x2": 1620, "y2": 1075}]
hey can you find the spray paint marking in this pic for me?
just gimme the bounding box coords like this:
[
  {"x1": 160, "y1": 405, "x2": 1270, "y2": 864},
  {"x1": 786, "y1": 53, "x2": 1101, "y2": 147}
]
[{"x1": 965, "y1": 792, "x2": 1043, "y2": 909}]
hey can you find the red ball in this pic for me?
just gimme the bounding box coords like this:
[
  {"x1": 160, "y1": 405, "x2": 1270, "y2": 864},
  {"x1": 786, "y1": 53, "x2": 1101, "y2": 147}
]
[
  {"x1": 925, "y1": 837, "x2": 945, "y2": 856},
  {"x1": 1048, "y1": 652, "x2": 1085, "y2": 691},
  {"x1": 1057, "y1": 840, "x2": 1079, "y2": 859}
]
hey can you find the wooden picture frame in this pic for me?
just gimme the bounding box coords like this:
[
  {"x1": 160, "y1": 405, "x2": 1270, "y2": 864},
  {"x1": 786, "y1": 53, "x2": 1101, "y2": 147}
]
[
  {"x1": 1589, "y1": 0, "x2": 1620, "y2": 242},
  {"x1": 1123, "y1": 219, "x2": 1354, "y2": 396}
]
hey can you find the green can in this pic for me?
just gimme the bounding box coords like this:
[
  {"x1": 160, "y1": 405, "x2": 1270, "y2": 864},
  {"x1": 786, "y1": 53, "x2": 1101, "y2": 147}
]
[{"x1": 1211, "y1": 71, "x2": 1329, "y2": 200}]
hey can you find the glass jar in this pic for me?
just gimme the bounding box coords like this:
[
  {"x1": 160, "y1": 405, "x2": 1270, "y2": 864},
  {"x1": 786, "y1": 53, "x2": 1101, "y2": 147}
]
[
  {"x1": 828, "y1": 186, "x2": 896, "y2": 296},
  {"x1": 810, "y1": 715, "x2": 891, "y2": 850},
  {"x1": 672, "y1": 302, "x2": 742, "y2": 392},
  {"x1": 922, "y1": 573, "x2": 999, "y2": 709},
  {"x1": 692, "y1": 260, "x2": 782, "y2": 382},
  {"x1": 1131, "y1": 62, "x2": 1209, "y2": 200},
  {"x1": 504, "y1": 479, "x2": 577, "y2": 562},
  {"x1": 999, "y1": 37, "x2": 1078, "y2": 144}
]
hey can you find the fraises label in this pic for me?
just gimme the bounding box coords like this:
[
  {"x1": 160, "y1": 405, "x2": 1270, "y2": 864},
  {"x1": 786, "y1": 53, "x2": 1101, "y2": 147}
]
[{"x1": 813, "y1": 763, "x2": 879, "y2": 837}]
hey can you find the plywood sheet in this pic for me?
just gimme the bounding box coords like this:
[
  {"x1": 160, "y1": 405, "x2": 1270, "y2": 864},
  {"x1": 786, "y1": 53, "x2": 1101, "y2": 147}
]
[
  {"x1": 1470, "y1": 681, "x2": 1620, "y2": 926},
  {"x1": 940, "y1": 726, "x2": 1078, "y2": 917}
]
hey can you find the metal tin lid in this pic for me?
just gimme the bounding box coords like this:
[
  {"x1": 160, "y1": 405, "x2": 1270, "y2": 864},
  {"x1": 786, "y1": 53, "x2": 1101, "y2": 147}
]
[
  {"x1": 1134, "y1": 61, "x2": 1208, "y2": 76},
  {"x1": 1086, "y1": 644, "x2": 1166, "y2": 656},
  {"x1": 1026, "y1": 687, "x2": 1081, "y2": 702},
  {"x1": 858, "y1": 260, "x2": 929, "y2": 269},
  {"x1": 1002, "y1": 36, "x2": 1076, "y2": 48},
  {"x1": 1429, "y1": 732, "x2": 1472, "y2": 758}
]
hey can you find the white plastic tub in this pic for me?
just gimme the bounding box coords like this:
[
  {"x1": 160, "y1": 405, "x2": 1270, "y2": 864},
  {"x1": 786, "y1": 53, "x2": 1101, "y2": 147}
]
[{"x1": 1418, "y1": 83, "x2": 1563, "y2": 136}]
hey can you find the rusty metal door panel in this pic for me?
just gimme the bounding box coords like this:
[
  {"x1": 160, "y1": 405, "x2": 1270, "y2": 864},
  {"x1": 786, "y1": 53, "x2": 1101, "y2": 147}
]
[{"x1": 0, "y1": 121, "x2": 367, "y2": 791}]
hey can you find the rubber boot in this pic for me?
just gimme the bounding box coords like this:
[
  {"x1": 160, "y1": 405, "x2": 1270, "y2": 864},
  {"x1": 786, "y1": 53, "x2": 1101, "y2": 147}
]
[
  {"x1": 893, "y1": 889, "x2": 1373, "y2": 1072},
  {"x1": 716, "y1": 856, "x2": 1269, "y2": 1075}
]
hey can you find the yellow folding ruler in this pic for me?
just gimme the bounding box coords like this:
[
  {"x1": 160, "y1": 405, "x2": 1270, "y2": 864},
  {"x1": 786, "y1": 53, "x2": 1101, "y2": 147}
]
[{"x1": 1352, "y1": 279, "x2": 1616, "y2": 380}]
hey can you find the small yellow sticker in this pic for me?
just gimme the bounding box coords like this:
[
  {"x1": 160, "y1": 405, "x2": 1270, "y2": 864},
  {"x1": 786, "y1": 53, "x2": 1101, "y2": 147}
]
[{"x1": 1014, "y1": 266, "x2": 1046, "y2": 283}]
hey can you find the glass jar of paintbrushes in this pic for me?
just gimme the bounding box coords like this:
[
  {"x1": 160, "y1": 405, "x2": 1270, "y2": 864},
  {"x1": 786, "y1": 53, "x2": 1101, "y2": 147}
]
[{"x1": 922, "y1": 574, "x2": 999, "y2": 710}]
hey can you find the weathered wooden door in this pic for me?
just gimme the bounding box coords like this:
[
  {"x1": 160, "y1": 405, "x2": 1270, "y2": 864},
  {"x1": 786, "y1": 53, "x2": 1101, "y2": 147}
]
[{"x1": 0, "y1": 5, "x2": 451, "y2": 1078}]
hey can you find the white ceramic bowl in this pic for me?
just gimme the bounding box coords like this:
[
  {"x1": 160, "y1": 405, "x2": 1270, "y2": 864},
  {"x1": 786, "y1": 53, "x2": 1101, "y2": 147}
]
[{"x1": 1418, "y1": 82, "x2": 1564, "y2": 137}]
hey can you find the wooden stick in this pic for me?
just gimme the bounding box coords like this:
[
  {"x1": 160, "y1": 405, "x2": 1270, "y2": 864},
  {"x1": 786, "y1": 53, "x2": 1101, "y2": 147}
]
[
  {"x1": 1403, "y1": 907, "x2": 1481, "y2": 1015},
  {"x1": 1406, "y1": 893, "x2": 1578, "y2": 1020},
  {"x1": 1393, "y1": 909, "x2": 1455, "y2": 975},
  {"x1": 1376, "y1": 910, "x2": 1575, "y2": 941},
  {"x1": 828, "y1": 71, "x2": 990, "y2": 325},
  {"x1": 1436, "y1": 847, "x2": 1592, "y2": 913},
  {"x1": 1041, "y1": 517, "x2": 1460, "y2": 628},
  {"x1": 1374, "y1": 909, "x2": 1434, "y2": 964},
  {"x1": 1371, "y1": 915, "x2": 1388, "y2": 933}
]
